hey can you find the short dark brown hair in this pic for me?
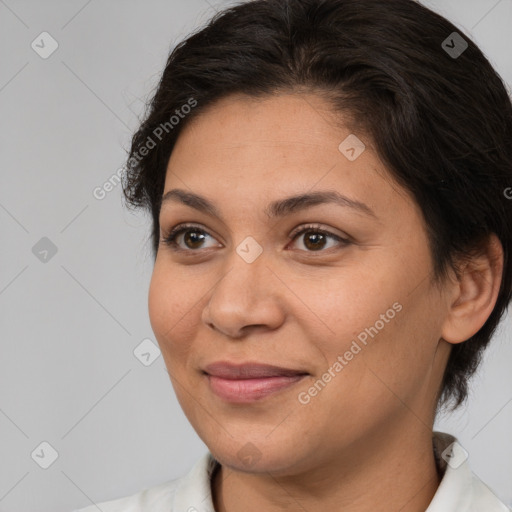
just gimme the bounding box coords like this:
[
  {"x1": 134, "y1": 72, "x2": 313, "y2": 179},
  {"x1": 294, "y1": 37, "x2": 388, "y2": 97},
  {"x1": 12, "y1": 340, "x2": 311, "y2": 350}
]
[{"x1": 122, "y1": 0, "x2": 512, "y2": 409}]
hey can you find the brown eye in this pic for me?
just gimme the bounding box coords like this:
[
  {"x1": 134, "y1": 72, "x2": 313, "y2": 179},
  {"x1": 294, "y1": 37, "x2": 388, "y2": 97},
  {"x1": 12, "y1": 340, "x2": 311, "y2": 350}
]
[
  {"x1": 303, "y1": 231, "x2": 328, "y2": 251},
  {"x1": 182, "y1": 230, "x2": 207, "y2": 249},
  {"x1": 161, "y1": 224, "x2": 220, "y2": 251},
  {"x1": 289, "y1": 226, "x2": 350, "y2": 252}
]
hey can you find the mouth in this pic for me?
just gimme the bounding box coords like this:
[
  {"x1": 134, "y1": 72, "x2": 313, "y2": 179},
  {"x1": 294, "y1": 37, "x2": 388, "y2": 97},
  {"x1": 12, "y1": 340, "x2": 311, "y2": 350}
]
[{"x1": 202, "y1": 361, "x2": 309, "y2": 403}]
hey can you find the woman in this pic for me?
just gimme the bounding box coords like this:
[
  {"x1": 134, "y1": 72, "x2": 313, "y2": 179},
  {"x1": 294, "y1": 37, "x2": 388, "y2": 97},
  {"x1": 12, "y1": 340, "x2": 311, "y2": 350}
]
[{"x1": 75, "y1": 0, "x2": 512, "y2": 510}]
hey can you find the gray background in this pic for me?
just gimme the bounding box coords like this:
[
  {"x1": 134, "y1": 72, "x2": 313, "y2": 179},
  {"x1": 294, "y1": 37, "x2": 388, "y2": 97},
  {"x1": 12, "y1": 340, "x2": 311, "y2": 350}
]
[{"x1": 0, "y1": 0, "x2": 511, "y2": 511}]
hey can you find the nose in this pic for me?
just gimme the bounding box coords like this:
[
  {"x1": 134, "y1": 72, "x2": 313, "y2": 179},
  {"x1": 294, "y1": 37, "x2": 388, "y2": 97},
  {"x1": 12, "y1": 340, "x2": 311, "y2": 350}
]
[{"x1": 201, "y1": 249, "x2": 286, "y2": 339}]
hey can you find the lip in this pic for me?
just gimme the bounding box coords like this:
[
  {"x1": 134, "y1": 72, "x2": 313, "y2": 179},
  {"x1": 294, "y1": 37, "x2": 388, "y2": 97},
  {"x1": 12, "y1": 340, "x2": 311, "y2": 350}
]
[
  {"x1": 203, "y1": 361, "x2": 308, "y2": 379},
  {"x1": 203, "y1": 361, "x2": 309, "y2": 402}
]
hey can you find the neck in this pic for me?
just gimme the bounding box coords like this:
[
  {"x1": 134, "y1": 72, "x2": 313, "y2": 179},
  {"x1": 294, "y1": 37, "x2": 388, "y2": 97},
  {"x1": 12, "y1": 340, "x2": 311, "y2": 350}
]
[{"x1": 211, "y1": 424, "x2": 441, "y2": 512}]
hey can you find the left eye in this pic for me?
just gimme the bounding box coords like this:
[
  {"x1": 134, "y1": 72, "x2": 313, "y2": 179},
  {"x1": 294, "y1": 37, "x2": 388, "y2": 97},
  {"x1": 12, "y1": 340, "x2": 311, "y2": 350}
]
[
  {"x1": 289, "y1": 226, "x2": 350, "y2": 252},
  {"x1": 161, "y1": 224, "x2": 349, "y2": 252}
]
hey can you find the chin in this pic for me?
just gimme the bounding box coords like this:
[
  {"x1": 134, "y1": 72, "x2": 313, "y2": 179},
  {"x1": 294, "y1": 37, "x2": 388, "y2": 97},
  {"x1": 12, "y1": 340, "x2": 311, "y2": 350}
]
[{"x1": 203, "y1": 430, "x2": 313, "y2": 476}]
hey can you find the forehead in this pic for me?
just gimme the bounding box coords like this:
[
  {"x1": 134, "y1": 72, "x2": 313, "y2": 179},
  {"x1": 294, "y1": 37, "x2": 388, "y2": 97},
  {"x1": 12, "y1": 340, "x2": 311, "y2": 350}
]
[{"x1": 163, "y1": 92, "x2": 416, "y2": 223}]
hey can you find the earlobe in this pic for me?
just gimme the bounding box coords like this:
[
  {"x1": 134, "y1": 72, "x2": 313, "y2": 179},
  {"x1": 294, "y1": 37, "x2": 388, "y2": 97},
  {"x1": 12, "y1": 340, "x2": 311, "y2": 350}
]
[{"x1": 441, "y1": 234, "x2": 503, "y2": 345}]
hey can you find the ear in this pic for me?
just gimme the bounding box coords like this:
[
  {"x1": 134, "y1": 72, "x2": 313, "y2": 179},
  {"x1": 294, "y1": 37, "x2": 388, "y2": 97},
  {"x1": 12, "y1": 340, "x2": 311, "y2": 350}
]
[{"x1": 441, "y1": 233, "x2": 504, "y2": 344}]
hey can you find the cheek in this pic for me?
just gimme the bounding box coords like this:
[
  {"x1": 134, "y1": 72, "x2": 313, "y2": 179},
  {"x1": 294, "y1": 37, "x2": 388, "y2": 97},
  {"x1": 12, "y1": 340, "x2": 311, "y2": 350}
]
[
  {"x1": 148, "y1": 263, "x2": 200, "y2": 361},
  {"x1": 148, "y1": 264, "x2": 209, "y2": 420},
  {"x1": 148, "y1": 266, "x2": 171, "y2": 340},
  {"x1": 342, "y1": 288, "x2": 441, "y2": 406},
  {"x1": 310, "y1": 259, "x2": 437, "y2": 390},
  {"x1": 314, "y1": 268, "x2": 401, "y2": 341}
]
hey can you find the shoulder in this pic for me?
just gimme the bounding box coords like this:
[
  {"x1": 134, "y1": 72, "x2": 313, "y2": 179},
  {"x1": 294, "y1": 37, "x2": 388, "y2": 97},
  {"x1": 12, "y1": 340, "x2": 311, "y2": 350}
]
[
  {"x1": 71, "y1": 478, "x2": 178, "y2": 512},
  {"x1": 467, "y1": 473, "x2": 511, "y2": 512},
  {"x1": 72, "y1": 451, "x2": 219, "y2": 512}
]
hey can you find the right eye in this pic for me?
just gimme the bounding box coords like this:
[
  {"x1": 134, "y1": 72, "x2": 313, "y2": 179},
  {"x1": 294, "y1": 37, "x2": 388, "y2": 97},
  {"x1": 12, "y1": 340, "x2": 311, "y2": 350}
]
[{"x1": 160, "y1": 223, "x2": 222, "y2": 252}]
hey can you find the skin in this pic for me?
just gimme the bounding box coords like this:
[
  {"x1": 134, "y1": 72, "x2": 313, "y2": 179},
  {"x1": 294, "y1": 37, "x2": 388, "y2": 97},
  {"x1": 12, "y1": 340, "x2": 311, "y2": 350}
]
[{"x1": 148, "y1": 92, "x2": 503, "y2": 512}]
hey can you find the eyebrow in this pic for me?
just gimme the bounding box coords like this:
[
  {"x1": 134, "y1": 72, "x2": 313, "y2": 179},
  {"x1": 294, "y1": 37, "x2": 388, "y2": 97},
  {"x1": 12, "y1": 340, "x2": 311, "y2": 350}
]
[{"x1": 160, "y1": 188, "x2": 377, "y2": 220}]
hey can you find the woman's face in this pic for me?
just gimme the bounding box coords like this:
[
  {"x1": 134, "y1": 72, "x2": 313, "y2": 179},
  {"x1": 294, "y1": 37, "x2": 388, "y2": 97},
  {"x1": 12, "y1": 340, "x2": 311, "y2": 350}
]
[{"x1": 149, "y1": 92, "x2": 453, "y2": 475}]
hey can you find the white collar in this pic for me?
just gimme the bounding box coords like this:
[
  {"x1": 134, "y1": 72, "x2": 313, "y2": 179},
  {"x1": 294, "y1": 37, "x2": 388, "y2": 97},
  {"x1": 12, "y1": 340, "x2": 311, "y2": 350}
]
[{"x1": 426, "y1": 431, "x2": 509, "y2": 511}]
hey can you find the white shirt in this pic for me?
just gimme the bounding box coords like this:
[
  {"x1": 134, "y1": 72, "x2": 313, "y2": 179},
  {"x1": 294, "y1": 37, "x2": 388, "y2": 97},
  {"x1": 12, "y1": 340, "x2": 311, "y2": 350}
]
[{"x1": 73, "y1": 432, "x2": 510, "y2": 511}]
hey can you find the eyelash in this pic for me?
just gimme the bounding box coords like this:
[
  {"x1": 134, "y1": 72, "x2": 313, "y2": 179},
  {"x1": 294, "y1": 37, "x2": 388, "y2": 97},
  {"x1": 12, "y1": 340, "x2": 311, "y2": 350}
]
[{"x1": 160, "y1": 223, "x2": 351, "y2": 254}]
